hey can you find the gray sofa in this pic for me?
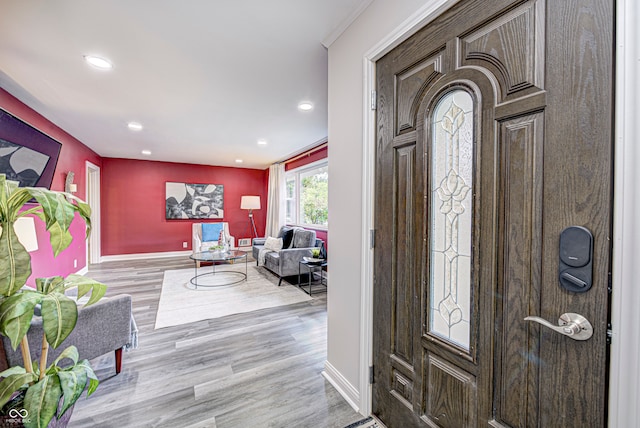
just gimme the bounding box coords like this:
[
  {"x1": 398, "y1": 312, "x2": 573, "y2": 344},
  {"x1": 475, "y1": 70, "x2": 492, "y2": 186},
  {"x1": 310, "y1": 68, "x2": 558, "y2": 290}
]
[
  {"x1": 253, "y1": 226, "x2": 324, "y2": 286},
  {"x1": 0, "y1": 294, "x2": 133, "y2": 375}
]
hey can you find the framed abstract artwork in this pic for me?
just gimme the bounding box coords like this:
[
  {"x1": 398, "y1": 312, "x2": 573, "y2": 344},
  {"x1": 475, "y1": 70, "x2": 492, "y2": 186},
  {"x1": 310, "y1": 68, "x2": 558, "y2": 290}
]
[
  {"x1": 165, "y1": 182, "x2": 224, "y2": 219},
  {"x1": 0, "y1": 109, "x2": 62, "y2": 188}
]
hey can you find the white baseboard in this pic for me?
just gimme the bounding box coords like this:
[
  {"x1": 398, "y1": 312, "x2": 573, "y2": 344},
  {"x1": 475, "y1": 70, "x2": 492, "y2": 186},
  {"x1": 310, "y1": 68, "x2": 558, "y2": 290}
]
[
  {"x1": 322, "y1": 360, "x2": 361, "y2": 413},
  {"x1": 74, "y1": 266, "x2": 89, "y2": 275},
  {"x1": 100, "y1": 250, "x2": 191, "y2": 262}
]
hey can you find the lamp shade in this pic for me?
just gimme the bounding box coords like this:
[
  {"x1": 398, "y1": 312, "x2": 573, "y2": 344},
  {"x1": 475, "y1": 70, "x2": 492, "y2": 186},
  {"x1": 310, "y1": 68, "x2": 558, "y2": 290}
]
[{"x1": 240, "y1": 195, "x2": 261, "y2": 210}]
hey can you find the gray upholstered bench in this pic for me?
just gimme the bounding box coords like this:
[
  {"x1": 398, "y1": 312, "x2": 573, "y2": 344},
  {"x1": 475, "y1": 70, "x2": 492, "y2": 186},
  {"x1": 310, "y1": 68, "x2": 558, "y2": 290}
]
[{"x1": 0, "y1": 294, "x2": 134, "y2": 375}]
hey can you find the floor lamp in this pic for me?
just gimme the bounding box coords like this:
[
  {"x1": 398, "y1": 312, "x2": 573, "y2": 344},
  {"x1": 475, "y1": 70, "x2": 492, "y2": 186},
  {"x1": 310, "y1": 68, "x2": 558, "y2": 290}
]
[{"x1": 240, "y1": 195, "x2": 261, "y2": 238}]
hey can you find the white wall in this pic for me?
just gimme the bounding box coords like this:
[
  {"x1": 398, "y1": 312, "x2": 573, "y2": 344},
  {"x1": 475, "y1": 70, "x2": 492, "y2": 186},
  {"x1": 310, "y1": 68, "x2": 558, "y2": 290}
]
[
  {"x1": 327, "y1": 0, "x2": 640, "y2": 425},
  {"x1": 325, "y1": 0, "x2": 449, "y2": 410}
]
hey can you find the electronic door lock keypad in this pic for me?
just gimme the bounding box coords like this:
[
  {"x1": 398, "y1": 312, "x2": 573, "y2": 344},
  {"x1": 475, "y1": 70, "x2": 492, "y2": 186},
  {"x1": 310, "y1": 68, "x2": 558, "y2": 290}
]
[{"x1": 559, "y1": 226, "x2": 593, "y2": 292}]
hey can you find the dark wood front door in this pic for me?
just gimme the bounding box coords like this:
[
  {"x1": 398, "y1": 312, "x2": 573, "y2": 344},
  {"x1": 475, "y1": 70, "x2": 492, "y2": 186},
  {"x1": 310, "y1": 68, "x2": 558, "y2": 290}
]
[{"x1": 372, "y1": 0, "x2": 613, "y2": 426}]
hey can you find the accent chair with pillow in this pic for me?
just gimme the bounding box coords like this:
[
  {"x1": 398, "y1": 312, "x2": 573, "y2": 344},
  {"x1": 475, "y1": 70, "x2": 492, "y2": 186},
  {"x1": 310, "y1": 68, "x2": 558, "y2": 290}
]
[
  {"x1": 192, "y1": 222, "x2": 235, "y2": 267},
  {"x1": 252, "y1": 226, "x2": 324, "y2": 285}
]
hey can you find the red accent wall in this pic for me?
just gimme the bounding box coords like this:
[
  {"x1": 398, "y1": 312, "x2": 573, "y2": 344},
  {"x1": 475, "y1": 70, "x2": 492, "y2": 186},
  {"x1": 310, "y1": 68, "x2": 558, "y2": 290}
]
[
  {"x1": 101, "y1": 158, "x2": 268, "y2": 256},
  {"x1": 283, "y1": 144, "x2": 329, "y2": 250},
  {"x1": 0, "y1": 89, "x2": 102, "y2": 285}
]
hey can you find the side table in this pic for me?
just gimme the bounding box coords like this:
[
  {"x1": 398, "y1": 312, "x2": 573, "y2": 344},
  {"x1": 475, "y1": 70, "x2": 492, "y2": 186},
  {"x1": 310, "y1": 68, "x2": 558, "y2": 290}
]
[{"x1": 298, "y1": 260, "x2": 327, "y2": 296}]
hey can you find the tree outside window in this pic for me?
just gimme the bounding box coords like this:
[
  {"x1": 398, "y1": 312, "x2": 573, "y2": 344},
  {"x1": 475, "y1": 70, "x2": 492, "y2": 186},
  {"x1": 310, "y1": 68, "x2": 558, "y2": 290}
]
[
  {"x1": 285, "y1": 177, "x2": 296, "y2": 224},
  {"x1": 286, "y1": 161, "x2": 328, "y2": 228}
]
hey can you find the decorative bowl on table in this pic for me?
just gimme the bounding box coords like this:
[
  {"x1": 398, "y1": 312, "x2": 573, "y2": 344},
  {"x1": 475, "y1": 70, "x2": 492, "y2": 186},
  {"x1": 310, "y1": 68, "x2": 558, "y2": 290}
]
[{"x1": 303, "y1": 257, "x2": 325, "y2": 265}]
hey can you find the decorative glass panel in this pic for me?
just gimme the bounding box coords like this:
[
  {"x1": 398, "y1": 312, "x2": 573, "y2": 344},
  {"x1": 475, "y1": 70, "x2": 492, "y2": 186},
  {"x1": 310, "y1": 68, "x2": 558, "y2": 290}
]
[{"x1": 429, "y1": 90, "x2": 473, "y2": 350}]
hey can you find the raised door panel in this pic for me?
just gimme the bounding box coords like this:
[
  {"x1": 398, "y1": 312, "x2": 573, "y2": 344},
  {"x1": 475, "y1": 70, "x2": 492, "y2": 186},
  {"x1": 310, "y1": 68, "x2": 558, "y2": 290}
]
[
  {"x1": 391, "y1": 142, "x2": 418, "y2": 405},
  {"x1": 423, "y1": 354, "x2": 477, "y2": 427},
  {"x1": 396, "y1": 55, "x2": 444, "y2": 133},
  {"x1": 460, "y1": 1, "x2": 545, "y2": 102},
  {"x1": 494, "y1": 113, "x2": 544, "y2": 427}
]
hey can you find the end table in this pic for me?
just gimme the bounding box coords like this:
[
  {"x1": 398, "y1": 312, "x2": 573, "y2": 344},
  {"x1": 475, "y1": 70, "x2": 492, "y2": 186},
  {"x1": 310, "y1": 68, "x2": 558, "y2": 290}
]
[{"x1": 298, "y1": 259, "x2": 327, "y2": 296}]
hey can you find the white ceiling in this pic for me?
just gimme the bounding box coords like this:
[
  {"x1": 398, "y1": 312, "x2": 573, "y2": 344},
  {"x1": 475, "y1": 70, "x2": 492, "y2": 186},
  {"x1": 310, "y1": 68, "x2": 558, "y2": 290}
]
[{"x1": 0, "y1": 0, "x2": 370, "y2": 169}]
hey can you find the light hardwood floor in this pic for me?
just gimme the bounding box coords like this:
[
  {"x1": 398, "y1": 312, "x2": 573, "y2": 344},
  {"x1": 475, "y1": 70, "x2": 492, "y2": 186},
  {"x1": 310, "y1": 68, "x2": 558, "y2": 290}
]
[{"x1": 69, "y1": 257, "x2": 363, "y2": 428}]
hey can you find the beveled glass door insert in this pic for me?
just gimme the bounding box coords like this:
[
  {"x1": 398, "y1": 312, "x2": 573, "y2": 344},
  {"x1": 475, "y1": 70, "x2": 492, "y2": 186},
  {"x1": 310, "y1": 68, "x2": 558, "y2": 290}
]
[{"x1": 429, "y1": 89, "x2": 473, "y2": 350}]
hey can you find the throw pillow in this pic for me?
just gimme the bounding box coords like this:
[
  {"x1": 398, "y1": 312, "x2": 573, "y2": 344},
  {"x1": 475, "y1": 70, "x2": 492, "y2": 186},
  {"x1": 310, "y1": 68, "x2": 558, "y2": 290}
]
[
  {"x1": 264, "y1": 236, "x2": 283, "y2": 251},
  {"x1": 282, "y1": 228, "x2": 295, "y2": 249},
  {"x1": 202, "y1": 223, "x2": 224, "y2": 242}
]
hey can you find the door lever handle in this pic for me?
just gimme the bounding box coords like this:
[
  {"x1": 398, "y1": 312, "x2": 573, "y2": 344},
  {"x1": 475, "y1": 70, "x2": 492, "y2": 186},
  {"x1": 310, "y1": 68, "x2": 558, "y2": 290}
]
[{"x1": 524, "y1": 312, "x2": 593, "y2": 341}]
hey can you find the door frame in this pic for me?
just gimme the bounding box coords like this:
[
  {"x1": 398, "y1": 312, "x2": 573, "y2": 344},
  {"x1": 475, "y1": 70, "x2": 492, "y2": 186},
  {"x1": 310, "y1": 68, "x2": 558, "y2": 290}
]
[
  {"x1": 358, "y1": 0, "x2": 640, "y2": 425},
  {"x1": 85, "y1": 161, "x2": 101, "y2": 265}
]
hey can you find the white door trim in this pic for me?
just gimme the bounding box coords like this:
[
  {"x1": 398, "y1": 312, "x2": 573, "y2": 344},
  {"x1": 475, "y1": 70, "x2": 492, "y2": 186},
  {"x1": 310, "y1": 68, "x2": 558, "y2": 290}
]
[
  {"x1": 359, "y1": 1, "x2": 639, "y2": 425},
  {"x1": 358, "y1": 55, "x2": 376, "y2": 415},
  {"x1": 608, "y1": 0, "x2": 640, "y2": 426},
  {"x1": 85, "y1": 161, "x2": 101, "y2": 265}
]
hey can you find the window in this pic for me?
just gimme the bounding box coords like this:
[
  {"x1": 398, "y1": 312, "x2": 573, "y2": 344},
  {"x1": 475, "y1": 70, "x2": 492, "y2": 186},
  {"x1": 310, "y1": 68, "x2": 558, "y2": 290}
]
[{"x1": 285, "y1": 160, "x2": 328, "y2": 229}]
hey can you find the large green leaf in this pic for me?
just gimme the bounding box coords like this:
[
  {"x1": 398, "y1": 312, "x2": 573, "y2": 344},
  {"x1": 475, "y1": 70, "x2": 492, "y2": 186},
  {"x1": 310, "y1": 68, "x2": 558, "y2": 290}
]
[
  {"x1": 23, "y1": 375, "x2": 62, "y2": 428},
  {"x1": 0, "y1": 372, "x2": 37, "y2": 409},
  {"x1": 65, "y1": 274, "x2": 106, "y2": 306},
  {"x1": 41, "y1": 293, "x2": 78, "y2": 349},
  {"x1": 2, "y1": 313, "x2": 35, "y2": 351},
  {"x1": 0, "y1": 221, "x2": 32, "y2": 297},
  {"x1": 61, "y1": 193, "x2": 92, "y2": 236},
  {"x1": 74, "y1": 201, "x2": 92, "y2": 238},
  {"x1": 24, "y1": 188, "x2": 59, "y2": 231},
  {"x1": 52, "y1": 193, "x2": 76, "y2": 233},
  {"x1": 5, "y1": 188, "x2": 33, "y2": 220},
  {"x1": 75, "y1": 359, "x2": 99, "y2": 396},
  {"x1": 35, "y1": 276, "x2": 64, "y2": 295},
  {"x1": 51, "y1": 346, "x2": 79, "y2": 368},
  {"x1": 57, "y1": 366, "x2": 87, "y2": 417},
  {"x1": 29, "y1": 190, "x2": 74, "y2": 235},
  {"x1": 0, "y1": 173, "x2": 9, "y2": 208},
  {"x1": 0, "y1": 292, "x2": 43, "y2": 349},
  {"x1": 0, "y1": 292, "x2": 42, "y2": 323},
  {"x1": 0, "y1": 366, "x2": 27, "y2": 377},
  {"x1": 0, "y1": 175, "x2": 94, "y2": 293},
  {"x1": 45, "y1": 222, "x2": 73, "y2": 258},
  {"x1": 22, "y1": 187, "x2": 83, "y2": 257}
]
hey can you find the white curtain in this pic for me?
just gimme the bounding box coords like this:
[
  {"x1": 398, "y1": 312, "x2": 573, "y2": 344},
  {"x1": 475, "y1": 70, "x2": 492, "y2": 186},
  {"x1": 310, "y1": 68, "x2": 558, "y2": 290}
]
[{"x1": 265, "y1": 163, "x2": 285, "y2": 238}]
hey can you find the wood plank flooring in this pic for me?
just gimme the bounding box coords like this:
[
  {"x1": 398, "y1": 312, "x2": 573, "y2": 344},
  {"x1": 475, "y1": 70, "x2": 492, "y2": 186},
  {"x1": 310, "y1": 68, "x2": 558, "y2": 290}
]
[{"x1": 69, "y1": 257, "x2": 363, "y2": 428}]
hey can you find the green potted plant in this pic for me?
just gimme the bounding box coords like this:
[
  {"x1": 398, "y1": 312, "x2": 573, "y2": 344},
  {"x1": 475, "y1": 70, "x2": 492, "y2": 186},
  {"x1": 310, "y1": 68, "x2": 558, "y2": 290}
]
[{"x1": 0, "y1": 174, "x2": 106, "y2": 427}]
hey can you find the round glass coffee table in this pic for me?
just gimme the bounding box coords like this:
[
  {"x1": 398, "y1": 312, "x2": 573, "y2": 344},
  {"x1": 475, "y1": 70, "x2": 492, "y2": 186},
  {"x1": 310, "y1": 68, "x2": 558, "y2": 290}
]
[{"x1": 189, "y1": 250, "x2": 247, "y2": 288}]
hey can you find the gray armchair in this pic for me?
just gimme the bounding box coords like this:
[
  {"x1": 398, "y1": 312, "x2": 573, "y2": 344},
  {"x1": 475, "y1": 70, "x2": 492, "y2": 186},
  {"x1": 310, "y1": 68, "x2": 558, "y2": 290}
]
[
  {"x1": 0, "y1": 294, "x2": 133, "y2": 375},
  {"x1": 253, "y1": 226, "x2": 324, "y2": 286}
]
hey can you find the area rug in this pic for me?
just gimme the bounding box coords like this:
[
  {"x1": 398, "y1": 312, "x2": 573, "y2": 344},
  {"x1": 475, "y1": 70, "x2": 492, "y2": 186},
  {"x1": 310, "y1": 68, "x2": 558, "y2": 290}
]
[{"x1": 154, "y1": 264, "x2": 312, "y2": 329}]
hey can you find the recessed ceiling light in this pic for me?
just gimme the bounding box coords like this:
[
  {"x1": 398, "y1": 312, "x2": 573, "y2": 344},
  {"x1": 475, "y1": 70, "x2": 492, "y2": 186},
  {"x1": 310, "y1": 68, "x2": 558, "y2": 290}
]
[
  {"x1": 127, "y1": 122, "x2": 143, "y2": 131},
  {"x1": 298, "y1": 101, "x2": 314, "y2": 111},
  {"x1": 141, "y1": 150, "x2": 151, "y2": 155},
  {"x1": 257, "y1": 139, "x2": 267, "y2": 146},
  {"x1": 235, "y1": 159, "x2": 243, "y2": 163},
  {"x1": 83, "y1": 55, "x2": 113, "y2": 70}
]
